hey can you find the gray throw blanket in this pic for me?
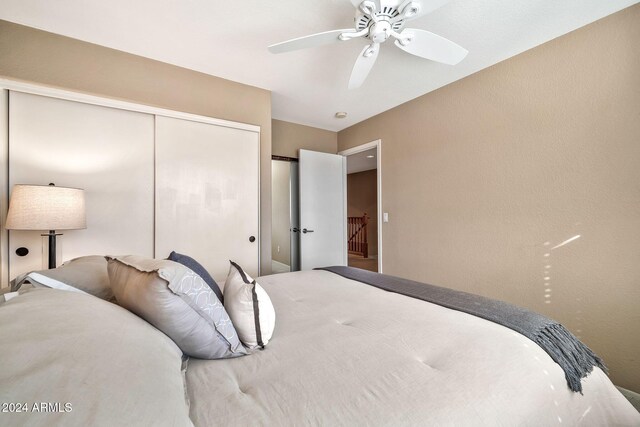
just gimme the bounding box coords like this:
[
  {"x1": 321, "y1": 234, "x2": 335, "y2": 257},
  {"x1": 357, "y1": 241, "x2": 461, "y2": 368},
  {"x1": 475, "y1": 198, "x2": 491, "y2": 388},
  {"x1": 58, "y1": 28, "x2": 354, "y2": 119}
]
[{"x1": 317, "y1": 266, "x2": 606, "y2": 393}]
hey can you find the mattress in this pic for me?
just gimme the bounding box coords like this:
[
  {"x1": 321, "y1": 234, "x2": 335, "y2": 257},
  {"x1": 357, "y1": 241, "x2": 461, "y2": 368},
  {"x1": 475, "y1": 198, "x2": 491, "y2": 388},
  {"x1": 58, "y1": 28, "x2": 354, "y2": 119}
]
[
  {"x1": 2, "y1": 269, "x2": 637, "y2": 426},
  {"x1": 186, "y1": 270, "x2": 639, "y2": 426}
]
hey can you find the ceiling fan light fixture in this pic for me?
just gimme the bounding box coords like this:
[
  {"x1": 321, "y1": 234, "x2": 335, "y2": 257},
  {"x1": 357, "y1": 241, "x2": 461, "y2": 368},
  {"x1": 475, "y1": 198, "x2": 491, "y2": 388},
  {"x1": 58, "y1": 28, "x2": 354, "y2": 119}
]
[{"x1": 335, "y1": 112, "x2": 348, "y2": 119}]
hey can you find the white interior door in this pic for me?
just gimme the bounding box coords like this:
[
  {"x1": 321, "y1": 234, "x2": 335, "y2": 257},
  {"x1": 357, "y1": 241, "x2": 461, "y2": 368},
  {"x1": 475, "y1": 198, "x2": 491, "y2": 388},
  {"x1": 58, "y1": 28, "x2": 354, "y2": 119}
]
[
  {"x1": 8, "y1": 91, "x2": 155, "y2": 280},
  {"x1": 299, "y1": 149, "x2": 347, "y2": 270},
  {"x1": 155, "y1": 116, "x2": 260, "y2": 283}
]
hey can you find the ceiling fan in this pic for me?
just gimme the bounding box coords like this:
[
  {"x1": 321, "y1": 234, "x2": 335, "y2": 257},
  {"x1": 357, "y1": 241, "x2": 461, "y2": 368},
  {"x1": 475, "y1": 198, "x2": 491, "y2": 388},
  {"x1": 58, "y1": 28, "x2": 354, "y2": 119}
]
[{"x1": 268, "y1": 0, "x2": 468, "y2": 89}]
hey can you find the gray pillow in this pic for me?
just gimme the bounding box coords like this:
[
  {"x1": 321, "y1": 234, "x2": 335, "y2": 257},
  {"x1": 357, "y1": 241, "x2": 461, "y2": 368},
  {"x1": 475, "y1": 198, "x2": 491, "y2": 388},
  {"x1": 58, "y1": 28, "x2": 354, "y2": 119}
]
[
  {"x1": 11, "y1": 255, "x2": 115, "y2": 302},
  {"x1": 168, "y1": 251, "x2": 223, "y2": 303},
  {"x1": 106, "y1": 255, "x2": 246, "y2": 359},
  {"x1": 0, "y1": 287, "x2": 192, "y2": 427}
]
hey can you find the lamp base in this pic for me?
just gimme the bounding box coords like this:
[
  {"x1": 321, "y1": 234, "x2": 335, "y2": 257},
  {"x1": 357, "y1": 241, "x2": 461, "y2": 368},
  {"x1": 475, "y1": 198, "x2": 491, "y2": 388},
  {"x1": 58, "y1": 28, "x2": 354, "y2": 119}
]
[{"x1": 40, "y1": 231, "x2": 63, "y2": 269}]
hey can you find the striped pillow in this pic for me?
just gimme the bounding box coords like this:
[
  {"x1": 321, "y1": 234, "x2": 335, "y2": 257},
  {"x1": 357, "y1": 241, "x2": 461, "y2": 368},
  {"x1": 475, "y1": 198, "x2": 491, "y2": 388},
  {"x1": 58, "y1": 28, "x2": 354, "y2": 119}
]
[{"x1": 223, "y1": 261, "x2": 275, "y2": 349}]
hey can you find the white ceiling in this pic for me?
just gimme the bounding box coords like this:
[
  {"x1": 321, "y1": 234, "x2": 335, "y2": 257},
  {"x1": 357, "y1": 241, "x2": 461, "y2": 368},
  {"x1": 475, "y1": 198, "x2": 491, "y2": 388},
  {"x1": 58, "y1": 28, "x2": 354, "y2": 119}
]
[
  {"x1": 0, "y1": 0, "x2": 636, "y2": 131},
  {"x1": 347, "y1": 148, "x2": 377, "y2": 174}
]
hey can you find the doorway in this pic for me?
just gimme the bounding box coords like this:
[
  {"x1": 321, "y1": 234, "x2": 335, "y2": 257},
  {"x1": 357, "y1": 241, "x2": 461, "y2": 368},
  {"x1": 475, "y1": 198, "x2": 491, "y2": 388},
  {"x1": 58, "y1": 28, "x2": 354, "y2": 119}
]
[
  {"x1": 271, "y1": 143, "x2": 380, "y2": 274},
  {"x1": 339, "y1": 140, "x2": 382, "y2": 273},
  {"x1": 271, "y1": 149, "x2": 347, "y2": 273},
  {"x1": 271, "y1": 157, "x2": 300, "y2": 273}
]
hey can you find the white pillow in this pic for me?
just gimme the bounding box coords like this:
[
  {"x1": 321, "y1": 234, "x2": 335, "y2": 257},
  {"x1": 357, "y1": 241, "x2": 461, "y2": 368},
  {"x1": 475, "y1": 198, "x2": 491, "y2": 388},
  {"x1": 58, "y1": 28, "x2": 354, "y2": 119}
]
[{"x1": 224, "y1": 261, "x2": 275, "y2": 349}]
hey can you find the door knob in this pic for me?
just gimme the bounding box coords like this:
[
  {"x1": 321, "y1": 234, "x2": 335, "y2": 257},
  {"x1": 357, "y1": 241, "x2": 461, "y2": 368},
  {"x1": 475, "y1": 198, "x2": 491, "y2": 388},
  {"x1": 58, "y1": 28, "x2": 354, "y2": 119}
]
[
  {"x1": 249, "y1": 236, "x2": 256, "y2": 242},
  {"x1": 302, "y1": 228, "x2": 314, "y2": 234},
  {"x1": 292, "y1": 227, "x2": 300, "y2": 233}
]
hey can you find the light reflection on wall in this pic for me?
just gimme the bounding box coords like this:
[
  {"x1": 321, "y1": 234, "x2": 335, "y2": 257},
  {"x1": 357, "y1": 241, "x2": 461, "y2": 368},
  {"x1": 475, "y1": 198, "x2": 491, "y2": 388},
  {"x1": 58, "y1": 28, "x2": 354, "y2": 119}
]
[
  {"x1": 543, "y1": 241, "x2": 552, "y2": 305},
  {"x1": 542, "y1": 234, "x2": 581, "y2": 308}
]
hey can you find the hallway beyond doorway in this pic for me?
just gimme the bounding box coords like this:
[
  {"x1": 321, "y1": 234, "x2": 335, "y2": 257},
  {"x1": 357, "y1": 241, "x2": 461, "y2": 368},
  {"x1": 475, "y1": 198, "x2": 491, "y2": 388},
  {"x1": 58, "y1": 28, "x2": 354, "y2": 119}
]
[
  {"x1": 340, "y1": 139, "x2": 383, "y2": 273},
  {"x1": 348, "y1": 253, "x2": 377, "y2": 272}
]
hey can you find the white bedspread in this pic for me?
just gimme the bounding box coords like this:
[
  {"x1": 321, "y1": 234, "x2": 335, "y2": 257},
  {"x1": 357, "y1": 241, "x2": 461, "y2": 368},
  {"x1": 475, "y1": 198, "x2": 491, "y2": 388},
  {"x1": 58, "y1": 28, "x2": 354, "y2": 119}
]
[{"x1": 186, "y1": 270, "x2": 639, "y2": 426}]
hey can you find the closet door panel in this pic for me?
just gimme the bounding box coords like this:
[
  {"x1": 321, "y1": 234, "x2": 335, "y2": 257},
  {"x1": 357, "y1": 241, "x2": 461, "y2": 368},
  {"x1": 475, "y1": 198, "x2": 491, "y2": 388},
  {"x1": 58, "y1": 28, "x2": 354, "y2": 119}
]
[
  {"x1": 8, "y1": 92, "x2": 155, "y2": 279},
  {"x1": 155, "y1": 116, "x2": 259, "y2": 283}
]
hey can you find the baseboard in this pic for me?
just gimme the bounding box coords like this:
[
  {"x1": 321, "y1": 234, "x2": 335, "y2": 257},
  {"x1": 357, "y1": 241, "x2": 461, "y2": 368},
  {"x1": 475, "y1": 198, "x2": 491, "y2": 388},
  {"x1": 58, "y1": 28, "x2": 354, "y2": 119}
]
[{"x1": 271, "y1": 259, "x2": 291, "y2": 274}]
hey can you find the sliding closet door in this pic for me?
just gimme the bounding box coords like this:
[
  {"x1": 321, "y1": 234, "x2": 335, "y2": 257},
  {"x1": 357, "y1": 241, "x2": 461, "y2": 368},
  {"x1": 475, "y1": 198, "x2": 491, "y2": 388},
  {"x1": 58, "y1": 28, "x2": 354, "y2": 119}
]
[
  {"x1": 155, "y1": 116, "x2": 260, "y2": 282},
  {"x1": 0, "y1": 90, "x2": 8, "y2": 288},
  {"x1": 8, "y1": 92, "x2": 155, "y2": 279}
]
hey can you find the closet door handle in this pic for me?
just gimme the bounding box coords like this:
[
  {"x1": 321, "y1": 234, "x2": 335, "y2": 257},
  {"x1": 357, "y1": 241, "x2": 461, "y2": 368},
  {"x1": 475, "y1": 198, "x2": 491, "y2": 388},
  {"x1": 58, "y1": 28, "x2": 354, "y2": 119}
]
[
  {"x1": 16, "y1": 247, "x2": 29, "y2": 256},
  {"x1": 249, "y1": 236, "x2": 256, "y2": 243},
  {"x1": 302, "y1": 228, "x2": 314, "y2": 234}
]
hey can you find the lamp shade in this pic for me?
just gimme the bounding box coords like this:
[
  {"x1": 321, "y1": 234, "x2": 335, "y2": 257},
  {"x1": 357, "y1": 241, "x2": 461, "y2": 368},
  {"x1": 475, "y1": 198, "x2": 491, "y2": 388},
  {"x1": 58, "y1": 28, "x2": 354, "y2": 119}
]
[{"x1": 5, "y1": 184, "x2": 86, "y2": 231}]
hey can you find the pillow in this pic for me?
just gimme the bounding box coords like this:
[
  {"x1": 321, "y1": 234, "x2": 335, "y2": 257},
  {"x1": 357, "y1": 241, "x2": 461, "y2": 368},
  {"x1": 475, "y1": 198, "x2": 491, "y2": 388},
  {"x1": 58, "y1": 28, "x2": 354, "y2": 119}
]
[
  {"x1": 107, "y1": 255, "x2": 246, "y2": 359},
  {"x1": 0, "y1": 287, "x2": 19, "y2": 304},
  {"x1": 224, "y1": 261, "x2": 276, "y2": 349},
  {"x1": 10, "y1": 255, "x2": 115, "y2": 302},
  {"x1": 168, "y1": 251, "x2": 223, "y2": 303},
  {"x1": 0, "y1": 287, "x2": 192, "y2": 426}
]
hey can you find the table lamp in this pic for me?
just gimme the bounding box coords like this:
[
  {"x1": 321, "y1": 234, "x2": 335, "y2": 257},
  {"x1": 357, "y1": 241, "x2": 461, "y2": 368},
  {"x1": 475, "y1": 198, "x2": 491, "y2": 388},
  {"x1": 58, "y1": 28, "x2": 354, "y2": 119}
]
[{"x1": 5, "y1": 183, "x2": 86, "y2": 269}]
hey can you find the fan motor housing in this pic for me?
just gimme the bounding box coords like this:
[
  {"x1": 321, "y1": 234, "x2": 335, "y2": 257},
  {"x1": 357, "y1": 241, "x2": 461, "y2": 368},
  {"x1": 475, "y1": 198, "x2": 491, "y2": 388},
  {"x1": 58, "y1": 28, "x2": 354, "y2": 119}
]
[
  {"x1": 370, "y1": 21, "x2": 393, "y2": 43},
  {"x1": 355, "y1": 5, "x2": 405, "y2": 37}
]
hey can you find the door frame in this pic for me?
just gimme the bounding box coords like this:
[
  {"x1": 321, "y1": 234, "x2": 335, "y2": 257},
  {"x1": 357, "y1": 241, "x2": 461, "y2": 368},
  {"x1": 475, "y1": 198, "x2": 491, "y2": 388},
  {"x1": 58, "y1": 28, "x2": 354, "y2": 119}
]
[{"x1": 338, "y1": 139, "x2": 382, "y2": 273}]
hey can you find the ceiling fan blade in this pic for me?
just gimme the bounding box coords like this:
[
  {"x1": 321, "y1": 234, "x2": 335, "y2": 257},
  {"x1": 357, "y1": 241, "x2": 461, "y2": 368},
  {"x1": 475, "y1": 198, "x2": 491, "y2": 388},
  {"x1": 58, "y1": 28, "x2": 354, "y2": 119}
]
[
  {"x1": 394, "y1": 29, "x2": 467, "y2": 65},
  {"x1": 348, "y1": 43, "x2": 380, "y2": 90},
  {"x1": 268, "y1": 29, "x2": 355, "y2": 54}
]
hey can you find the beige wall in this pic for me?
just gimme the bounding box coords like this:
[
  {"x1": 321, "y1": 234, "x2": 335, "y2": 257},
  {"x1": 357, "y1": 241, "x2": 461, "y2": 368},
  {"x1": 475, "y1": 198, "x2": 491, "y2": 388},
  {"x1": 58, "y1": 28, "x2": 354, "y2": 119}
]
[
  {"x1": 272, "y1": 119, "x2": 337, "y2": 158},
  {"x1": 347, "y1": 170, "x2": 378, "y2": 257},
  {"x1": 338, "y1": 5, "x2": 640, "y2": 391},
  {"x1": 271, "y1": 160, "x2": 291, "y2": 266},
  {"x1": 0, "y1": 20, "x2": 273, "y2": 274}
]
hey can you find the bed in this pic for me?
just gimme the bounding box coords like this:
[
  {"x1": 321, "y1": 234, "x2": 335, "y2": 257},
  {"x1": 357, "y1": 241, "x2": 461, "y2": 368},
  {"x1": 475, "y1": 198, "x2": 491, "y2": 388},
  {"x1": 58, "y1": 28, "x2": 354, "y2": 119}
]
[{"x1": 1, "y1": 265, "x2": 638, "y2": 426}]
